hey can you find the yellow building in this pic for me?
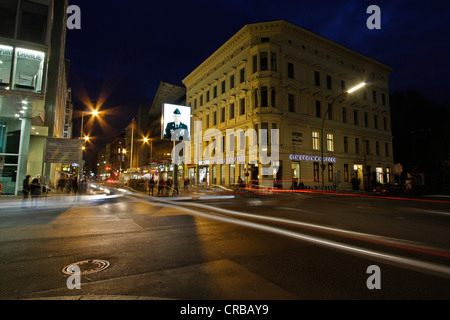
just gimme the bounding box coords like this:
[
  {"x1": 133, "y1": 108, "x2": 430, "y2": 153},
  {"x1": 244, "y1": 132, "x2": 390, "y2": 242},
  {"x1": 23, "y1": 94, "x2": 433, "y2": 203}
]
[{"x1": 182, "y1": 20, "x2": 394, "y2": 191}]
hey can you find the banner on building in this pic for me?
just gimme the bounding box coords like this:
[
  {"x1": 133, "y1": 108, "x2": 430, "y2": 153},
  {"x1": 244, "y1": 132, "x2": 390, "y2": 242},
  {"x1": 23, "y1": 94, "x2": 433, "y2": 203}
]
[
  {"x1": 44, "y1": 138, "x2": 83, "y2": 164},
  {"x1": 161, "y1": 104, "x2": 191, "y2": 141}
]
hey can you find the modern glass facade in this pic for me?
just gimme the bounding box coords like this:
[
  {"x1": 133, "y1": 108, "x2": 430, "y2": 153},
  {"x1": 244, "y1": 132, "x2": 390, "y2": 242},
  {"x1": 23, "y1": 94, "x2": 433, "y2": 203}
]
[
  {"x1": 0, "y1": 0, "x2": 53, "y2": 195},
  {"x1": 0, "y1": 118, "x2": 21, "y2": 195}
]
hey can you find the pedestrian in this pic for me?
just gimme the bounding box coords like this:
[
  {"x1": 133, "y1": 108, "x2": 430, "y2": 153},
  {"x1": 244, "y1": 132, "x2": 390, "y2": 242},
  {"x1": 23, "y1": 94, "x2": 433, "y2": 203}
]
[
  {"x1": 166, "y1": 178, "x2": 172, "y2": 195},
  {"x1": 184, "y1": 177, "x2": 189, "y2": 191},
  {"x1": 237, "y1": 176, "x2": 244, "y2": 189},
  {"x1": 22, "y1": 175, "x2": 31, "y2": 208},
  {"x1": 30, "y1": 178, "x2": 41, "y2": 208},
  {"x1": 72, "y1": 177, "x2": 79, "y2": 202},
  {"x1": 158, "y1": 178, "x2": 165, "y2": 196},
  {"x1": 148, "y1": 177, "x2": 155, "y2": 196}
]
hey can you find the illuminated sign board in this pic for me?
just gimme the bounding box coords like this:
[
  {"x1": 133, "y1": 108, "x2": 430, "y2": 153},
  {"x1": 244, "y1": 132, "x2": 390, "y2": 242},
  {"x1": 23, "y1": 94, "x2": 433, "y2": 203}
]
[
  {"x1": 161, "y1": 104, "x2": 191, "y2": 141},
  {"x1": 289, "y1": 154, "x2": 336, "y2": 163}
]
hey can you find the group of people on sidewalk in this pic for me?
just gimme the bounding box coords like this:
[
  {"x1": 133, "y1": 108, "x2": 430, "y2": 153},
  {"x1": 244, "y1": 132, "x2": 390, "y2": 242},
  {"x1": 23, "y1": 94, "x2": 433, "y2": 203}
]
[
  {"x1": 21, "y1": 175, "x2": 85, "y2": 208},
  {"x1": 21, "y1": 175, "x2": 48, "y2": 208},
  {"x1": 147, "y1": 177, "x2": 176, "y2": 196}
]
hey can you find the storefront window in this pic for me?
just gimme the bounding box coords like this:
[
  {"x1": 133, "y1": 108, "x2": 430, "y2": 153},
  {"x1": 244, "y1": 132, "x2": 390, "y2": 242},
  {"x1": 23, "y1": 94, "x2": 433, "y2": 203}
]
[
  {"x1": 0, "y1": 118, "x2": 20, "y2": 195},
  {"x1": 229, "y1": 164, "x2": 235, "y2": 185},
  {"x1": 0, "y1": 45, "x2": 13, "y2": 89},
  {"x1": 12, "y1": 47, "x2": 45, "y2": 93},
  {"x1": 385, "y1": 167, "x2": 390, "y2": 183},
  {"x1": 376, "y1": 167, "x2": 383, "y2": 184},
  {"x1": 291, "y1": 162, "x2": 300, "y2": 184},
  {"x1": 220, "y1": 164, "x2": 225, "y2": 185}
]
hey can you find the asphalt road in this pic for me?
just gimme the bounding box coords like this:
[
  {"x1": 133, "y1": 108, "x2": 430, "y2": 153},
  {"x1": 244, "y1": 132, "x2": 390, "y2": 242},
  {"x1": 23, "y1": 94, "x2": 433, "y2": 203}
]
[{"x1": 0, "y1": 189, "x2": 449, "y2": 302}]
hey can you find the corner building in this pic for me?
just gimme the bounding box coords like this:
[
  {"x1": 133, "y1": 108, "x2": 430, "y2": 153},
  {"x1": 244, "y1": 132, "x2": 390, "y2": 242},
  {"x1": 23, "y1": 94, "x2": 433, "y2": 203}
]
[{"x1": 183, "y1": 20, "x2": 394, "y2": 191}]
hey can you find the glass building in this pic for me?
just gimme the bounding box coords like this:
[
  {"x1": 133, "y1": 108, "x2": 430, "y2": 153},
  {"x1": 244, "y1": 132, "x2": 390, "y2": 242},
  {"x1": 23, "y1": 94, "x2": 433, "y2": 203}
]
[{"x1": 0, "y1": 0, "x2": 67, "y2": 195}]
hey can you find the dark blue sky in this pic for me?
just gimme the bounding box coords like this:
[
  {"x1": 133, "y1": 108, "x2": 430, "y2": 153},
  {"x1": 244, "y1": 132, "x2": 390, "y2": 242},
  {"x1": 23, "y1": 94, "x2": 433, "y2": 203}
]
[{"x1": 65, "y1": 0, "x2": 450, "y2": 149}]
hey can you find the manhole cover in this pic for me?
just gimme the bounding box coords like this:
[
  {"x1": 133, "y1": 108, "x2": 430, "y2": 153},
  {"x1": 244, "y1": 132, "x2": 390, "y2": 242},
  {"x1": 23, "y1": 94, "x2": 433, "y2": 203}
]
[{"x1": 62, "y1": 259, "x2": 110, "y2": 275}]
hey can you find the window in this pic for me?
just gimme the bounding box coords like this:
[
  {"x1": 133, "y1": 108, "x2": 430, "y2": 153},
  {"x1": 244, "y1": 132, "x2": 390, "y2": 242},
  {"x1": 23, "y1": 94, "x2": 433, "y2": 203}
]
[
  {"x1": 260, "y1": 52, "x2": 268, "y2": 71},
  {"x1": 288, "y1": 94, "x2": 295, "y2": 112},
  {"x1": 385, "y1": 167, "x2": 391, "y2": 183},
  {"x1": 229, "y1": 103, "x2": 235, "y2": 120},
  {"x1": 261, "y1": 37, "x2": 270, "y2": 43},
  {"x1": 342, "y1": 107, "x2": 347, "y2": 123},
  {"x1": 344, "y1": 136, "x2": 349, "y2": 153},
  {"x1": 12, "y1": 47, "x2": 46, "y2": 93},
  {"x1": 326, "y1": 75, "x2": 332, "y2": 90},
  {"x1": 18, "y1": 1, "x2": 49, "y2": 44},
  {"x1": 327, "y1": 134, "x2": 334, "y2": 152},
  {"x1": 313, "y1": 162, "x2": 320, "y2": 182},
  {"x1": 253, "y1": 55, "x2": 257, "y2": 73},
  {"x1": 206, "y1": 114, "x2": 210, "y2": 128},
  {"x1": 221, "y1": 108, "x2": 225, "y2": 123},
  {"x1": 376, "y1": 141, "x2": 380, "y2": 156},
  {"x1": 376, "y1": 167, "x2": 383, "y2": 184},
  {"x1": 230, "y1": 75, "x2": 235, "y2": 89},
  {"x1": 374, "y1": 115, "x2": 378, "y2": 129},
  {"x1": 328, "y1": 163, "x2": 334, "y2": 182},
  {"x1": 271, "y1": 52, "x2": 277, "y2": 71},
  {"x1": 382, "y1": 93, "x2": 386, "y2": 106},
  {"x1": 200, "y1": 95, "x2": 203, "y2": 106},
  {"x1": 365, "y1": 140, "x2": 370, "y2": 155},
  {"x1": 314, "y1": 71, "x2": 320, "y2": 86},
  {"x1": 213, "y1": 86, "x2": 217, "y2": 98},
  {"x1": 271, "y1": 88, "x2": 276, "y2": 107},
  {"x1": 344, "y1": 164, "x2": 349, "y2": 182},
  {"x1": 315, "y1": 101, "x2": 321, "y2": 118},
  {"x1": 364, "y1": 112, "x2": 369, "y2": 127},
  {"x1": 353, "y1": 110, "x2": 358, "y2": 125},
  {"x1": 239, "y1": 98, "x2": 245, "y2": 116},
  {"x1": 240, "y1": 68, "x2": 245, "y2": 83},
  {"x1": 383, "y1": 117, "x2": 388, "y2": 131},
  {"x1": 0, "y1": 0, "x2": 17, "y2": 38},
  {"x1": 341, "y1": 80, "x2": 346, "y2": 91},
  {"x1": 0, "y1": 45, "x2": 13, "y2": 87},
  {"x1": 206, "y1": 91, "x2": 210, "y2": 103},
  {"x1": 213, "y1": 111, "x2": 217, "y2": 126},
  {"x1": 312, "y1": 131, "x2": 319, "y2": 150},
  {"x1": 372, "y1": 90, "x2": 377, "y2": 103},
  {"x1": 385, "y1": 142, "x2": 389, "y2": 157},
  {"x1": 327, "y1": 104, "x2": 332, "y2": 120},
  {"x1": 221, "y1": 81, "x2": 226, "y2": 94},
  {"x1": 261, "y1": 86, "x2": 268, "y2": 107},
  {"x1": 287, "y1": 62, "x2": 294, "y2": 79},
  {"x1": 355, "y1": 138, "x2": 360, "y2": 154},
  {"x1": 363, "y1": 90, "x2": 367, "y2": 100}
]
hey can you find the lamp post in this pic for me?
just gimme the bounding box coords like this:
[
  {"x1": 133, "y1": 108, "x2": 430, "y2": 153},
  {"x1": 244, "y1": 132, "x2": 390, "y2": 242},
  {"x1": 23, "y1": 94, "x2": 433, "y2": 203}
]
[
  {"x1": 320, "y1": 82, "x2": 366, "y2": 190},
  {"x1": 79, "y1": 109, "x2": 100, "y2": 179},
  {"x1": 143, "y1": 137, "x2": 153, "y2": 165}
]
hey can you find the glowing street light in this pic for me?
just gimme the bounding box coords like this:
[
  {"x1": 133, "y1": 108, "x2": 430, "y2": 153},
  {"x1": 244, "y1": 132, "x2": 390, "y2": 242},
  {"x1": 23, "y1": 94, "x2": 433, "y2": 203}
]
[{"x1": 321, "y1": 82, "x2": 366, "y2": 190}]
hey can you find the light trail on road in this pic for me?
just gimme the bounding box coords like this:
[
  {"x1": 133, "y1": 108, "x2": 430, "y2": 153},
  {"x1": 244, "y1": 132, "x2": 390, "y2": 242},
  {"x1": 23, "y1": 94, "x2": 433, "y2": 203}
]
[{"x1": 129, "y1": 194, "x2": 450, "y2": 280}]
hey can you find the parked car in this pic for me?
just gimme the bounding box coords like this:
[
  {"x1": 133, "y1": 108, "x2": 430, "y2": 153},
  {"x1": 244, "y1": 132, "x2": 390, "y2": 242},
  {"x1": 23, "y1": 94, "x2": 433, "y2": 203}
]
[{"x1": 372, "y1": 183, "x2": 404, "y2": 195}]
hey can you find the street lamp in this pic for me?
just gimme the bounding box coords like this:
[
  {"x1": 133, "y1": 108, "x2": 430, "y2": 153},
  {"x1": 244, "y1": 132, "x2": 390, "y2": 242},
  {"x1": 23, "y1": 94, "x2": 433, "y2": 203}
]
[
  {"x1": 79, "y1": 109, "x2": 100, "y2": 179},
  {"x1": 143, "y1": 137, "x2": 153, "y2": 164},
  {"x1": 321, "y1": 82, "x2": 366, "y2": 190}
]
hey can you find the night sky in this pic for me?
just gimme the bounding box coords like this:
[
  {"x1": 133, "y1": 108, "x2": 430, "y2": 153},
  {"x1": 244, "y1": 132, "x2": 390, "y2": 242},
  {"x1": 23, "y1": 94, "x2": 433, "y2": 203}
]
[{"x1": 65, "y1": 0, "x2": 450, "y2": 156}]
